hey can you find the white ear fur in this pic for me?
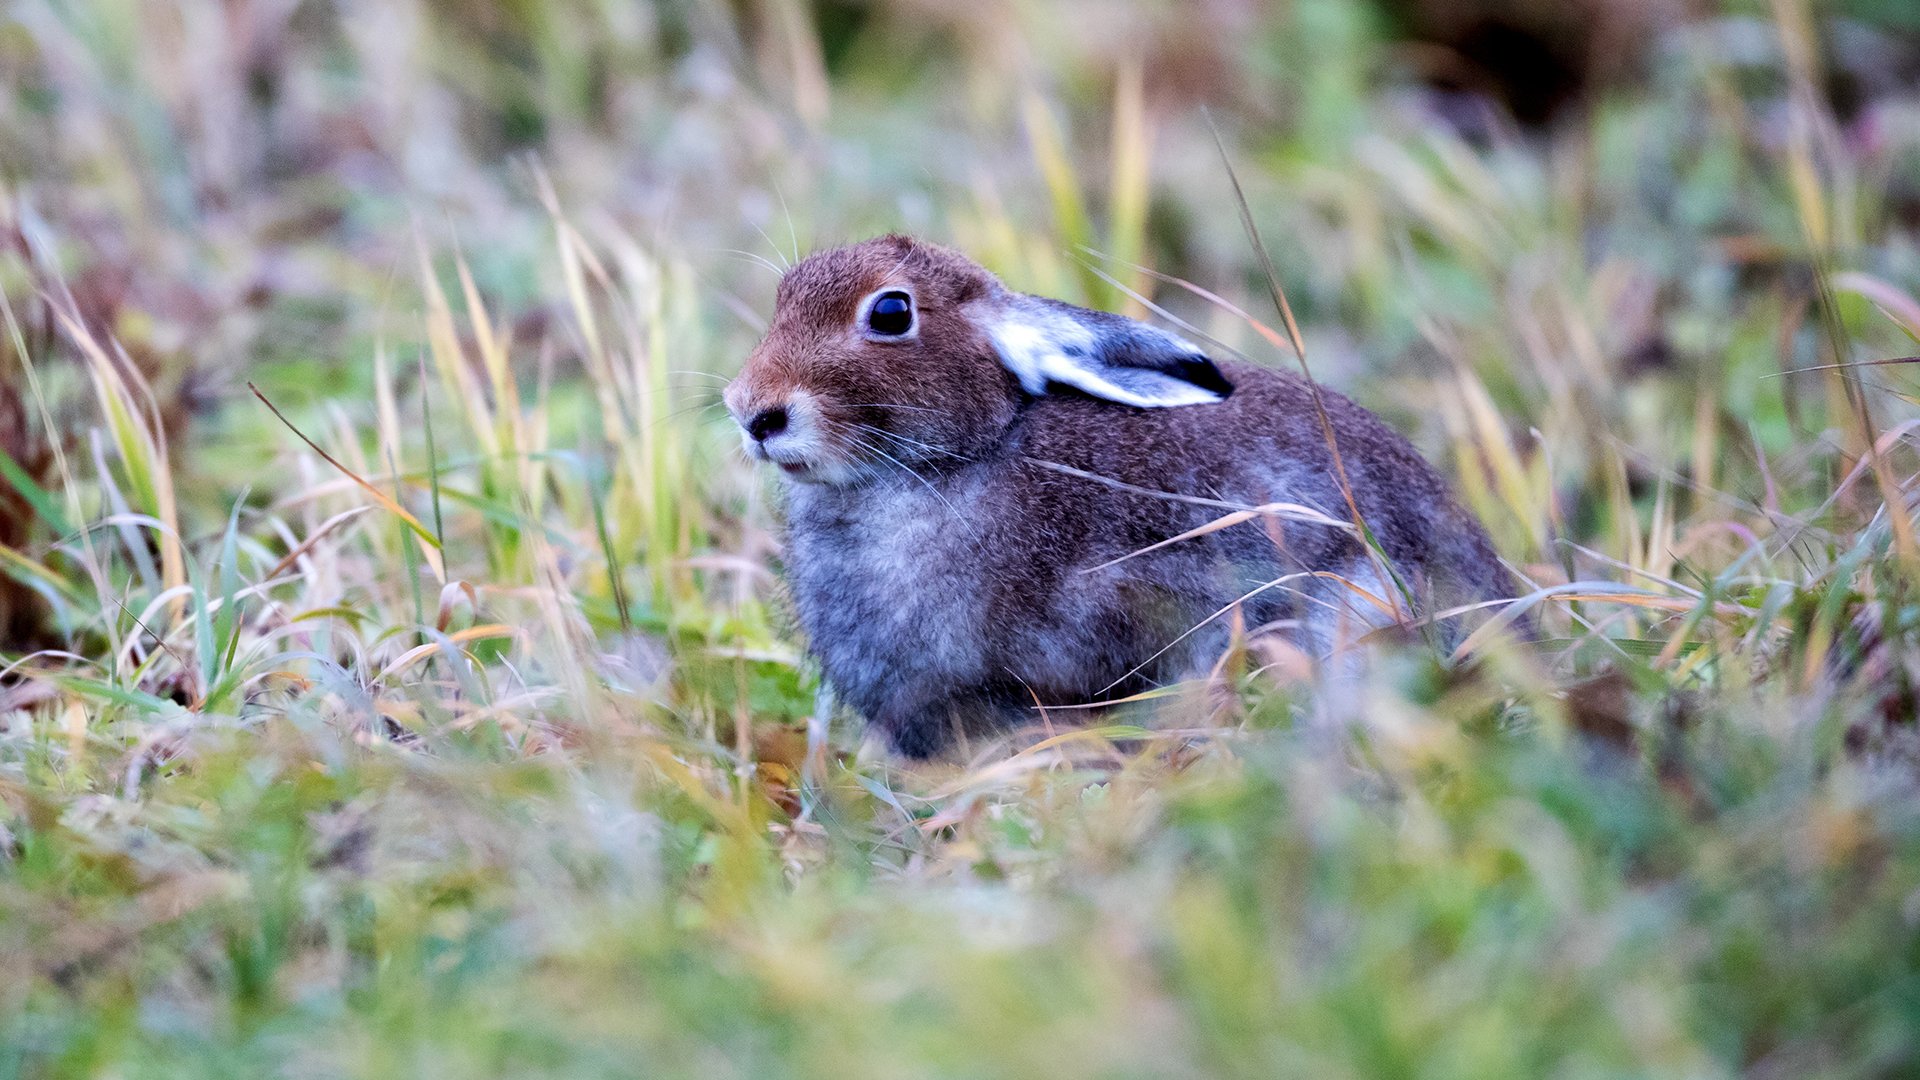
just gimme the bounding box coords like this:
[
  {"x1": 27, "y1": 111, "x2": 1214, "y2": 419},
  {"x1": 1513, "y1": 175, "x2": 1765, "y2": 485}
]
[{"x1": 985, "y1": 297, "x2": 1230, "y2": 408}]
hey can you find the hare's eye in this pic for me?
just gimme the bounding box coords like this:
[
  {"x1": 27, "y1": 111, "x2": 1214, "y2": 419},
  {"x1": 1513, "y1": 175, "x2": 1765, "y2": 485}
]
[{"x1": 866, "y1": 291, "x2": 914, "y2": 336}]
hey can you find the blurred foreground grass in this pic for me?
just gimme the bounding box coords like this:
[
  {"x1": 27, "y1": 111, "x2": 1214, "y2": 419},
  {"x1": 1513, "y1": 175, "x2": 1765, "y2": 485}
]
[{"x1": 5, "y1": 0, "x2": 1920, "y2": 1076}]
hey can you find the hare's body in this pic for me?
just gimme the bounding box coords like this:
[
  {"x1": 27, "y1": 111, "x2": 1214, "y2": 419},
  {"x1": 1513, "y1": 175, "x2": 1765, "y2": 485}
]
[
  {"x1": 726, "y1": 235, "x2": 1513, "y2": 758},
  {"x1": 782, "y1": 360, "x2": 1506, "y2": 757}
]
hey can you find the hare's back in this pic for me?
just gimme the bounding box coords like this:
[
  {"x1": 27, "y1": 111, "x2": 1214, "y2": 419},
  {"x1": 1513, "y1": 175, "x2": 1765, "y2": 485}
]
[{"x1": 1010, "y1": 360, "x2": 1508, "y2": 607}]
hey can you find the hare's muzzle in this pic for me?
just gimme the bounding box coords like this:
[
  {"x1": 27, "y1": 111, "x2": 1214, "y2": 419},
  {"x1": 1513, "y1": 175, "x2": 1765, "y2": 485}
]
[{"x1": 725, "y1": 384, "x2": 829, "y2": 479}]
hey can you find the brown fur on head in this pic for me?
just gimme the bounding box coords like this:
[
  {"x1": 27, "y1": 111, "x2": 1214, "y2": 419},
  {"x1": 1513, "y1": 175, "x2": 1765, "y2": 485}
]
[
  {"x1": 726, "y1": 233, "x2": 1234, "y2": 486},
  {"x1": 724, "y1": 235, "x2": 1018, "y2": 485}
]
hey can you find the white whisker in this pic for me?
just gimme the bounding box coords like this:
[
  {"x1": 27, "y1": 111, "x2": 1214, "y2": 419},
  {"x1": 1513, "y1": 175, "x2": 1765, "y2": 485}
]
[
  {"x1": 844, "y1": 401, "x2": 942, "y2": 414},
  {"x1": 852, "y1": 422, "x2": 971, "y2": 462},
  {"x1": 720, "y1": 249, "x2": 785, "y2": 278},
  {"x1": 750, "y1": 222, "x2": 792, "y2": 270},
  {"x1": 845, "y1": 433, "x2": 958, "y2": 517},
  {"x1": 774, "y1": 185, "x2": 801, "y2": 267}
]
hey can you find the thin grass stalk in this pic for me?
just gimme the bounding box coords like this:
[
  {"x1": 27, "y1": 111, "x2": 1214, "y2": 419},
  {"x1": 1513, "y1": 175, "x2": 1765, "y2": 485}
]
[
  {"x1": 1206, "y1": 115, "x2": 1410, "y2": 625},
  {"x1": 53, "y1": 304, "x2": 187, "y2": 623},
  {"x1": 1023, "y1": 91, "x2": 1102, "y2": 305},
  {"x1": 1107, "y1": 57, "x2": 1152, "y2": 319}
]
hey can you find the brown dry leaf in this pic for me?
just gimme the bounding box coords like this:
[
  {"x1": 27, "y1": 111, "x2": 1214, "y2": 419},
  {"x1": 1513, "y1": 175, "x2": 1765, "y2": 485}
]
[{"x1": 1563, "y1": 669, "x2": 1637, "y2": 751}]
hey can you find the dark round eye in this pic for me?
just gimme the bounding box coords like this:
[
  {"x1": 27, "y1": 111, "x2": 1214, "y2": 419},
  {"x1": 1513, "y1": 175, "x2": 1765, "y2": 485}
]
[{"x1": 866, "y1": 291, "x2": 913, "y2": 336}]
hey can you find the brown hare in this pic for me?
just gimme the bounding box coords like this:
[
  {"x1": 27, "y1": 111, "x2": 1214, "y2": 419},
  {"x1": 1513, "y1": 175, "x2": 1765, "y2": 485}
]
[{"x1": 726, "y1": 234, "x2": 1513, "y2": 758}]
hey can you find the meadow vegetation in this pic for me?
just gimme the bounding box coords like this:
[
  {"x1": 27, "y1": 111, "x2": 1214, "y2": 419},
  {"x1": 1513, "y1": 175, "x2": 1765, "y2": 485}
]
[{"x1": 3, "y1": 0, "x2": 1920, "y2": 1075}]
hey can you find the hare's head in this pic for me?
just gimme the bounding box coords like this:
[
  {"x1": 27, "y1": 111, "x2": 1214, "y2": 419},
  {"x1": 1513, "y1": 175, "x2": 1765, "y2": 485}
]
[{"x1": 725, "y1": 234, "x2": 1231, "y2": 485}]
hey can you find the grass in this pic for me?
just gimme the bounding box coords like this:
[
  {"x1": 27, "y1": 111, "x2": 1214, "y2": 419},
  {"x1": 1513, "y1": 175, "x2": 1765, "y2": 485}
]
[{"x1": 4, "y1": 0, "x2": 1920, "y2": 1075}]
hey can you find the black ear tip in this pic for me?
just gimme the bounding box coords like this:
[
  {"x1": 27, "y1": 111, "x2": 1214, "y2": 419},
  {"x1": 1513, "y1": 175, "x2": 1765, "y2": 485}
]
[{"x1": 1173, "y1": 353, "x2": 1234, "y2": 398}]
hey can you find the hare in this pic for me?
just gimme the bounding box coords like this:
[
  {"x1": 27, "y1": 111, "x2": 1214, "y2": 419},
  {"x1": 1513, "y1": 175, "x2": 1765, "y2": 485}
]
[{"x1": 725, "y1": 234, "x2": 1514, "y2": 758}]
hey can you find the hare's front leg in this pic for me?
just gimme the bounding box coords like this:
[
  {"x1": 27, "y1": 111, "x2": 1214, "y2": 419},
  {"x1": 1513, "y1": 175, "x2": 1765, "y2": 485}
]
[{"x1": 870, "y1": 689, "x2": 1025, "y2": 760}]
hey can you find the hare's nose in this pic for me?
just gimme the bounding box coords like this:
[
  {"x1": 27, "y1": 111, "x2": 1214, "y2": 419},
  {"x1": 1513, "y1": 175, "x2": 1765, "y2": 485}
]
[{"x1": 745, "y1": 406, "x2": 789, "y2": 442}]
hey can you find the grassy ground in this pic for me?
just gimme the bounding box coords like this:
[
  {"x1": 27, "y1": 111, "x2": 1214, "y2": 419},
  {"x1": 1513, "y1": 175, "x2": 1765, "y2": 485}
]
[{"x1": 4, "y1": 0, "x2": 1920, "y2": 1076}]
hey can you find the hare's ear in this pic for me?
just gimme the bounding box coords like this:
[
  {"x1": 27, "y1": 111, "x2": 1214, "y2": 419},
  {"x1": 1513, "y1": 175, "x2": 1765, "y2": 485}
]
[{"x1": 986, "y1": 296, "x2": 1232, "y2": 408}]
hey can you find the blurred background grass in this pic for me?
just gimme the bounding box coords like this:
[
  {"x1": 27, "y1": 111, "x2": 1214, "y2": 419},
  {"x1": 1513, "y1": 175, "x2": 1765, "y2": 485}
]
[{"x1": 5, "y1": 0, "x2": 1920, "y2": 1076}]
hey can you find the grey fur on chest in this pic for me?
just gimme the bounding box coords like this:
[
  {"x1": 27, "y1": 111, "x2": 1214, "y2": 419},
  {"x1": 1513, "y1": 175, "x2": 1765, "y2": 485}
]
[{"x1": 783, "y1": 477, "x2": 1000, "y2": 715}]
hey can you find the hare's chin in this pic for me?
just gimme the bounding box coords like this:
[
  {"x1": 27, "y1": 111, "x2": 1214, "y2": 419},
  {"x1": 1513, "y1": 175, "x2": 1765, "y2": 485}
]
[
  {"x1": 754, "y1": 452, "x2": 830, "y2": 483},
  {"x1": 775, "y1": 463, "x2": 840, "y2": 485}
]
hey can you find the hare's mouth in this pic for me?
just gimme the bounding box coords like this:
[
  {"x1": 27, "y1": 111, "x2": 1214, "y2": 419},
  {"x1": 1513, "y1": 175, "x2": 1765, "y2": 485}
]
[
  {"x1": 773, "y1": 459, "x2": 841, "y2": 485},
  {"x1": 750, "y1": 444, "x2": 831, "y2": 483}
]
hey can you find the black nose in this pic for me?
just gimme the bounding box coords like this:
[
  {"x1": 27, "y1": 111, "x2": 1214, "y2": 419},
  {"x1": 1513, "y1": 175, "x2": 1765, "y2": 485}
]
[{"x1": 746, "y1": 406, "x2": 788, "y2": 442}]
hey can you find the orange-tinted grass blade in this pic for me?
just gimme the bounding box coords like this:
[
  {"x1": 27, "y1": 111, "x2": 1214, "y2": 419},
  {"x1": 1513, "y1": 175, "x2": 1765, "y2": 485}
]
[
  {"x1": 374, "y1": 623, "x2": 517, "y2": 682},
  {"x1": 1083, "y1": 502, "x2": 1355, "y2": 574},
  {"x1": 248, "y1": 383, "x2": 442, "y2": 550}
]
